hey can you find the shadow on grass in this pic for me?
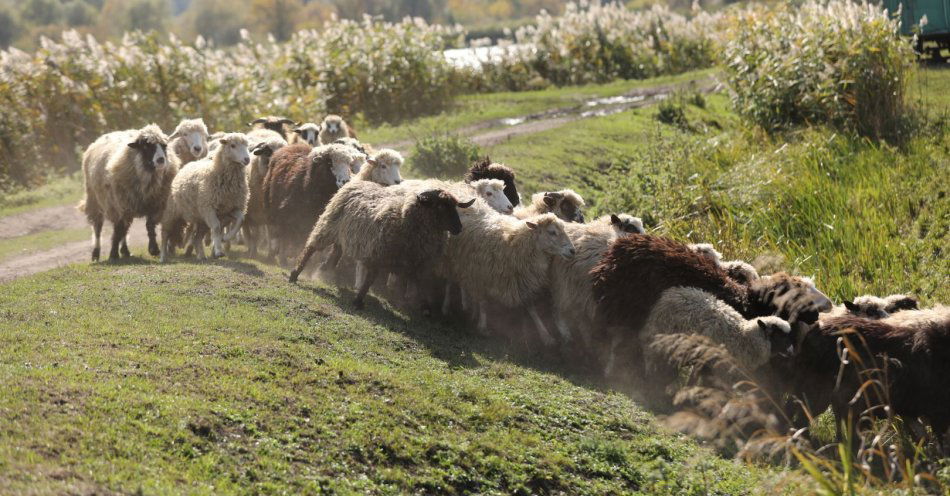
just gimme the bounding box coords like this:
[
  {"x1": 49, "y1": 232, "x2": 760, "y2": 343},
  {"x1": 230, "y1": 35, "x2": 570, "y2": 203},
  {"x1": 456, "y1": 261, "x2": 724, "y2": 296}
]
[{"x1": 106, "y1": 254, "x2": 267, "y2": 278}]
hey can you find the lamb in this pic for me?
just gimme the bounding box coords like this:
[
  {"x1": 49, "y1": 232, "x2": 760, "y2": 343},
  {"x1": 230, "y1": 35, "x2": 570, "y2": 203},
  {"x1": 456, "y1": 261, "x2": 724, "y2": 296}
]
[
  {"x1": 775, "y1": 306, "x2": 950, "y2": 442},
  {"x1": 262, "y1": 143, "x2": 364, "y2": 263},
  {"x1": 242, "y1": 134, "x2": 289, "y2": 257},
  {"x1": 641, "y1": 287, "x2": 794, "y2": 374},
  {"x1": 318, "y1": 114, "x2": 354, "y2": 145},
  {"x1": 550, "y1": 214, "x2": 644, "y2": 346},
  {"x1": 78, "y1": 124, "x2": 170, "y2": 261},
  {"x1": 289, "y1": 183, "x2": 475, "y2": 309},
  {"x1": 438, "y1": 210, "x2": 575, "y2": 344},
  {"x1": 289, "y1": 122, "x2": 320, "y2": 147},
  {"x1": 514, "y1": 190, "x2": 585, "y2": 223},
  {"x1": 464, "y1": 158, "x2": 520, "y2": 208},
  {"x1": 248, "y1": 116, "x2": 296, "y2": 139},
  {"x1": 159, "y1": 133, "x2": 250, "y2": 262}
]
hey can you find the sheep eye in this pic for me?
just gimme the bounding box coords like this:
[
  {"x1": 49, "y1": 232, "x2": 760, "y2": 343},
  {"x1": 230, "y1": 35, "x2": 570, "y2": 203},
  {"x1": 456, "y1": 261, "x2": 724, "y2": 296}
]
[
  {"x1": 486, "y1": 192, "x2": 492, "y2": 196},
  {"x1": 230, "y1": 143, "x2": 235, "y2": 148}
]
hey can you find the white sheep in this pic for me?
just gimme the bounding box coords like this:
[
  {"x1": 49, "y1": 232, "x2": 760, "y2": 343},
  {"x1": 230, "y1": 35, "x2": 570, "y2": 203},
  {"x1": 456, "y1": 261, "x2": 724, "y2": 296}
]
[
  {"x1": 641, "y1": 286, "x2": 793, "y2": 374},
  {"x1": 243, "y1": 133, "x2": 289, "y2": 257},
  {"x1": 318, "y1": 114, "x2": 353, "y2": 145},
  {"x1": 550, "y1": 214, "x2": 644, "y2": 346},
  {"x1": 289, "y1": 122, "x2": 321, "y2": 147},
  {"x1": 79, "y1": 124, "x2": 170, "y2": 261},
  {"x1": 167, "y1": 118, "x2": 210, "y2": 166},
  {"x1": 355, "y1": 149, "x2": 403, "y2": 185},
  {"x1": 513, "y1": 189, "x2": 585, "y2": 223},
  {"x1": 688, "y1": 243, "x2": 760, "y2": 284},
  {"x1": 438, "y1": 210, "x2": 575, "y2": 344},
  {"x1": 160, "y1": 133, "x2": 250, "y2": 261},
  {"x1": 468, "y1": 179, "x2": 514, "y2": 214}
]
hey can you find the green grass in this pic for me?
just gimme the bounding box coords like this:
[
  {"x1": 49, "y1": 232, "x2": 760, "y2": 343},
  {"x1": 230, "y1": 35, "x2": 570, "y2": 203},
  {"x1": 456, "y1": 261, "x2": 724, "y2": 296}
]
[
  {"x1": 0, "y1": 173, "x2": 83, "y2": 219},
  {"x1": 0, "y1": 228, "x2": 88, "y2": 263},
  {"x1": 358, "y1": 69, "x2": 717, "y2": 145},
  {"x1": 0, "y1": 260, "x2": 776, "y2": 494}
]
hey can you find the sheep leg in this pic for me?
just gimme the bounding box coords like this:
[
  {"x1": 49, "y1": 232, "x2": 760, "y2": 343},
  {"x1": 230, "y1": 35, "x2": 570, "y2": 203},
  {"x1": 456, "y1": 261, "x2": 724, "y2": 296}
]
[
  {"x1": 476, "y1": 303, "x2": 489, "y2": 335},
  {"x1": 318, "y1": 244, "x2": 343, "y2": 273},
  {"x1": 353, "y1": 265, "x2": 378, "y2": 309},
  {"x1": 289, "y1": 239, "x2": 323, "y2": 283},
  {"x1": 224, "y1": 211, "x2": 245, "y2": 243},
  {"x1": 603, "y1": 335, "x2": 623, "y2": 378},
  {"x1": 201, "y1": 210, "x2": 224, "y2": 258},
  {"x1": 108, "y1": 218, "x2": 131, "y2": 261},
  {"x1": 243, "y1": 224, "x2": 256, "y2": 257},
  {"x1": 354, "y1": 261, "x2": 365, "y2": 289},
  {"x1": 90, "y1": 218, "x2": 103, "y2": 262},
  {"x1": 119, "y1": 228, "x2": 131, "y2": 258},
  {"x1": 441, "y1": 282, "x2": 452, "y2": 316},
  {"x1": 146, "y1": 216, "x2": 160, "y2": 257},
  {"x1": 554, "y1": 313, "x2": 573, "y2": 343},
  {"x1": 460, "y1": 288, "x2": 469, "y2": 312},
  {"x1": 527, "y1": 305, "x2": 556, "y2": 347}
]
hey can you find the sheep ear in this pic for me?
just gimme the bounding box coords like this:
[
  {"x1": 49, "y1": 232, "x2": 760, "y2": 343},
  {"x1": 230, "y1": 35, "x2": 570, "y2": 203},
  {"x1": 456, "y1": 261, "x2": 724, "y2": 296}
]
[
  {"x1": 843, "y1": 300, "x2": 859, "y2": 312},
  {"x1": 251, "y1": 143, "x2": 267, "y2": 156},
  {"x1": 757, "y1": 320, "x2": 769, "y2": 333},
  {"x1": 168, "y1": 130, "x2": 181, "y2": 140},
  {"x1": 610, "y1": 214, "x2": 621, "y2": 225},
  {"x1": 367, "y1": 158, "x2": 377, "y2": 166},
  {"x1": 542, "y1": 193, "x2": 559, "y2": 207},
  {"x1": 458, "y1": 198, "x2": 476, "y2": 208},
  {"x1": 525, "y1": 221, "x2": 538, "y2": 229}
]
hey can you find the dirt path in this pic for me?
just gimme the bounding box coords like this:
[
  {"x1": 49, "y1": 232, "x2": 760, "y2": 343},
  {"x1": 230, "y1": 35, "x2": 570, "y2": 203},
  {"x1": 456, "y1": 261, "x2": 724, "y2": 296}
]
[
  {"x1": 0, "y1": 209, "x2": 150, "y2": 283},
  {"x1": 1, "y1": 75, "x2": 719, "y2": 283}
]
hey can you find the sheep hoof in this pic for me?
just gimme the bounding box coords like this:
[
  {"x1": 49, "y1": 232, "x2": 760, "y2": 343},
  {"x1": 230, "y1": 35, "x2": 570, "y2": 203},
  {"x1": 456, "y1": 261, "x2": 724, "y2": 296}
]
[
  {"x1": 91, "y1": 248, "x2": 100, "y2": 262},
  {"x1": 120, "y1": 245, "x2": 131, "y2": 258},
  {"x1": 148, "y1": 240, "x2": 160, "y2": 257},
  {"x1": 288, "y1": 271, "x2": 299, "y2": 283},
  {"x1": 212, "y1": 250, "x2": 224, "y2": 259},
  {"x1": 353, "y1": 298, "x2": 365, "y2": 310}
]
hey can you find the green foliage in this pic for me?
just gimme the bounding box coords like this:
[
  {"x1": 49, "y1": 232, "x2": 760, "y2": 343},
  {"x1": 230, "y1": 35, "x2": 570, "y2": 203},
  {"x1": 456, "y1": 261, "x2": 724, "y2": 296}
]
[
  {"x1": 408, "y1": 133, "x2": 481, "y2": 179},
  {"x1": 723, "y1": 1, "x2": 917, "y2": 141}
]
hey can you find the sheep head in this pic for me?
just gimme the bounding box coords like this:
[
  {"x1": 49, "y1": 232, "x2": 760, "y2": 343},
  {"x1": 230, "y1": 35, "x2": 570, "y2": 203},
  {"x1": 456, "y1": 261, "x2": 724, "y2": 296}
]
[
  {"x1": 465, "y1": 157, "x2": 520, "y2": 208},
  {"x1": 539, "y1": 190, "x2": 585, "y2": 223},
  {"x1": 525, "y1": 213, "x2": 575, "y2": 259},
  {"x1": 363, "y1": 149, "x2": 403, "y2": 186},
  {"x1": 216, "y1": 133, "x2": 250, "y2": 167},
  {"x1": 471, "y1": 178, "x2": 513, "y2": 214},
  {"x1": 754, "y1": 317, "x2": 794, "y2": 358},
  {"x1": 610, "y1": 214, "x2": 645, "y2": 235},
  {"x1": 168, "y1": 118, "x2": 209, "y2": 160},
  {"x1": 127, "y1": 124, "x2": 169, "y2": 171},
  {"x1": 293, "y1": 122, "x2": 320, "y2": 146},
  {"x1": 415, "y1": 189, "x2": 474, "y2": 236},
  {"x1": 249, "y1": 116, "x2": 296, "y2": 137}
]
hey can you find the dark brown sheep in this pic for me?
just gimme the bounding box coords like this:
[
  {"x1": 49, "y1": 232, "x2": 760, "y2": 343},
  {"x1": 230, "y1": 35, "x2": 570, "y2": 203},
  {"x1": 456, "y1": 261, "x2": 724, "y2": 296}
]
[
  {"x1": 770, "y1": 306, "x2": 950, "y2": 443},
  {"x1": 464, "y1": 157, "x2": 520, "y2": 208},
  {"x1": 262, "y1": 143, "x2": 365, "y2": 263}
]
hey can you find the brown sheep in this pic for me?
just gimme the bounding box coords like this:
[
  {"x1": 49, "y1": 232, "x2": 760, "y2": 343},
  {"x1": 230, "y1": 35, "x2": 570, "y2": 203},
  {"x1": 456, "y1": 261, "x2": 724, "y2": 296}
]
[
  {"x1": 464, "y1": 158, "x2": 520, "y2": 208},
  {"x1": 243, "y1": 136, "x2": 288, "y2": 257},
  {"x1": 262, "y1": 143, "x2": 365, "y2": 264}
]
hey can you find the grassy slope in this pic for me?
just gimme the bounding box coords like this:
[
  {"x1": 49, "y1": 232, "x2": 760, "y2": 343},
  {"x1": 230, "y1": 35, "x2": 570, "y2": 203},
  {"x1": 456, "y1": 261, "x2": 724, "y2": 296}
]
[
  {"x1": 0, "y1": 260, "x2": 775, "y2": 495},
  {"x1": 484, "y1": 85, "x2": 949, "y2": 305}
]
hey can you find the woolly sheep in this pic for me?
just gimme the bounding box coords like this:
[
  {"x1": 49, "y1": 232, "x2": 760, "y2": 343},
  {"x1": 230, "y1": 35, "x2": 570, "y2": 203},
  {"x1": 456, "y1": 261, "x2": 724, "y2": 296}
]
[
  {"x1": 688, "y1": 243, "x2": 760, "y2": 285},
  {"x1": 289, "y1": 122, "x2": 320, "y2": 147},
  {"x1": 468, "y1": 179, "x2": 513, "y2": 214},
  {"x1": 550, "y1": 214, "x2": 644, "y2": 346},
  {"x1": 249, "y1": 116, "x2": 296, "y2": 139},
  {"x1": 290, "y1": 182, "x2": 475, "y2": 309},
  {"x1": 263, "y1": 143, "x2": 364, "y2": 263},
  {"x1": 243, "y1": 134, "x2": 289, "y2": 257},
  {"x1": 79, "y1": 124, "x2": 170, "y2": 261},
  {"x1": 438, "y1": 210, "x2": 575, "y2": 344},
  {"x1": 355, "y1": 149, "x2": 403, "y2": 185},
  {"x1": 464, "y1": 158, "x2": 520, "y2": 208},
  {"x1": 514, "y1": 190, "x2": 585, "y2": 223},
  {"x1": 818, "y1": 293, "x2": 920, "y2": 322},
  {"x1": 318, "y1": 114, "x2": 354, "y2": 145},
  {"x1": 160, "y1": 133, "x2": 250, "y2": 261},
  {"x1": 167, "y1": 118, "x2": 210, "y2": 166},
  {"x1": 641, "y1": 287, "x2": 794, "y2": 375}
]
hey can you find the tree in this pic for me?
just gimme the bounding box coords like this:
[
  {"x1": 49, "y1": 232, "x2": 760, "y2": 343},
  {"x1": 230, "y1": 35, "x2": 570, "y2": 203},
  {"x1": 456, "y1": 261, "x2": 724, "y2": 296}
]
[
  {"x1": 127, "y1": 0, "x2": 169, "y2": 32},
  {"x1": 250, "y1": 0, "x2": 302, "y2": 42},
  {"x1": 19, "y1": 0, "x2": 63, "y2": 26},
  {"x1": 0, "y1": 9, "x2": 19, "y2": 48},
  {"x1": 64, "y1": 0, "x2": 97, "y2": 27},
  {"x1": 190, "y1": 0, "x2": 244, "y2": 45}
]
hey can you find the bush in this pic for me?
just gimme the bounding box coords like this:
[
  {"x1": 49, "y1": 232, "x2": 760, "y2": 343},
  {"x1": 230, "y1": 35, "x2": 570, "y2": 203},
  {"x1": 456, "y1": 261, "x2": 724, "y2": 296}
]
[
  {"x1": 407, "y1": 133, "x2": 481, "y2": 179},
  {"x1": 722, "y1": 1, "x2": 916, "y2": 140}
]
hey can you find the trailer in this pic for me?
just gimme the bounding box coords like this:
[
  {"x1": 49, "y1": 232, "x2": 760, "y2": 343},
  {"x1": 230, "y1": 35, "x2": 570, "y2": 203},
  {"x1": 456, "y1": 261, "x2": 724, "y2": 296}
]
[{"x1": 883, "y1": 0, "x2": 950, "y2": 61}]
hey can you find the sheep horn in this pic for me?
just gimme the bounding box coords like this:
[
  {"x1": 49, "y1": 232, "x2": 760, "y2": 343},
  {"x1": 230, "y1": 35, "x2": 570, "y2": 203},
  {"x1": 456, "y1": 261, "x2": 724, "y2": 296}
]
[
  {"x1": 248, "y1": 118, "x2": 267, "y2": 126},
  {"x1": 458, "y1": 198, "x2": 476, "y2": 208},
  {"x1": 279, "y1": 118, "x2": 296, "y2": 126}
]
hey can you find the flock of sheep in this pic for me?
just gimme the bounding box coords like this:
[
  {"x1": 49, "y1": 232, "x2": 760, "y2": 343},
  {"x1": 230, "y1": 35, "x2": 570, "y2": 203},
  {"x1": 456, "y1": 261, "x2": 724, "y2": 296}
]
[{"x1": 78, "y1": 113, "x2": 949, "y2": 447}]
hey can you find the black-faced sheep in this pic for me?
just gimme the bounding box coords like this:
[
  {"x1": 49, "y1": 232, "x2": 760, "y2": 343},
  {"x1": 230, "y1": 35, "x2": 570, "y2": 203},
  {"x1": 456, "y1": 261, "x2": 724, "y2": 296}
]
[
  {"x1": 773, "y1": 305, "x2": 950, "y2": 442},
  {"x1": 438, "y1": 210, "x2": 575, "y2": 344},
  {"x1": 290, "y1": 182, "x2": 475, "y2": 309},
  {"x1": 464, "y1": 158, "x2": 520, "y2": 208},
  {"x1": 514, "y1": 190, "x2": 585, "y2": 223},
  {"x1": 289, "y1": 122, "x2": 320, "y2": 147},
  {"x1": 159, "y1": 133, "x2": 250, "y2": 261},
  {"x1": 318, "y1": 114, "x2": 355, "y2": 145},
  {"x1": 550, "y1": 214, "x2": 644, "y2": 346},
  {"x1": 243, "y1": 133, "x2": 288, "y2": 257},
  {"x1": 79, "y1": 124, "x2": 170, "y2": 261},
  {"x1": 262, "y1": 143, "x2": 364, "y2": 264},
  {"x1": 248, "y1": 116, "x2": 296, "y2": 139}
]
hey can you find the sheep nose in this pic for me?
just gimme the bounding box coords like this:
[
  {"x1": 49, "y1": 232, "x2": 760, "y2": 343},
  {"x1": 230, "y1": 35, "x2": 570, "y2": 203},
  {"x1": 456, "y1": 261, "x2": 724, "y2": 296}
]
[
  {"x1": 506, "y1": 206, "x2": 514, "y2": 213},
  {"x1": 193, "y1": 145, "x2": 201, "y2": 154},
  {"x1": 569, "y1": 248, "x2": 576, "y2": 256},
  {"x1": 155, "y1": 156, "x2": 165, "y2": 165},
  {"x1": 395, "y1": 179, "x2": 402, "y2": 184},
  {"x1": 243, "y1": 157, "x2": 250, "y2": 166}
]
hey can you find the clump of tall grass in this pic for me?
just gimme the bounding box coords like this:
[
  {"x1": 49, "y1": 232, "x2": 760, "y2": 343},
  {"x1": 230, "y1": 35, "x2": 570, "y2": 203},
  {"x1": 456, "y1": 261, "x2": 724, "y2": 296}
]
[
  {"x1": 407, "y1": 133, "x2": 481, "y2": 179},
  {"x1": 722, "y1": 1, "x2": 916, "y2": 141}
]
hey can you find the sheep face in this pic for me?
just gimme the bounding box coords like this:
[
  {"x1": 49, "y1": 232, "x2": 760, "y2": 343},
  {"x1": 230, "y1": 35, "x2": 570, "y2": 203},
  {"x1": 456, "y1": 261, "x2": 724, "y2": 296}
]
[
  {"x1": 365, "y1": 156, "x2": 402, "y2": 186},
  {"x1": 294, "y1": 123, "x2": 320, "y2": 146},
  {"x1": 465, "y1": 159, "x2": 520, "y2": 208},
  {"x1": 754, "y1": 273, "x2": 833, "y2": 328},
  {"x1": 334, "y1": 137, "x2": 366, "y2": 156},
  {"x1": 885, "y1": 294, "x2": 919, "y2": 313},
  {"x1": 250, "y1": 142, "x2": 277, "y2": 172},
  {"x1": 526, "y1": 215, "x2": 575, "y2": 259},
  {"x1": 610, "y1": 214, "x2": 645, "y2": 235},
  {"x1": 472, "y1": 179, "x2": 513, "y2": 214},
  {"x1": 128, "y1": 136, "x2": 168, "y2": 171},
  {"x1": 542, "y1": 191, "x2": 585, "y2": 223},
  {"x1": 756, "y1": 317, "x2": 794, "y2": 357},
  {"x1": 323, "y1": 115, "x2": 343, "y2": 135},
  {"x1": 325, "y1": 151, "x2": 356, "y2": 188},
  {"x1": 844, "y1": 297, "x2": 891, "y2": 320},
  {"x1": 416, "y1": 189, "x2": 475, "y2": 235},
  {"x1": 219, "y1": 134, "x2": 250, "y2": 167}
]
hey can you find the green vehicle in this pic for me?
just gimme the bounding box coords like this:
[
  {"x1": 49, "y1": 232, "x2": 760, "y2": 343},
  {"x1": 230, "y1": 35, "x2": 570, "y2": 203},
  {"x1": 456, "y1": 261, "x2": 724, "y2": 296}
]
[{"x1": 884, "y1": 0, "x2": 950, "y2": 60}]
